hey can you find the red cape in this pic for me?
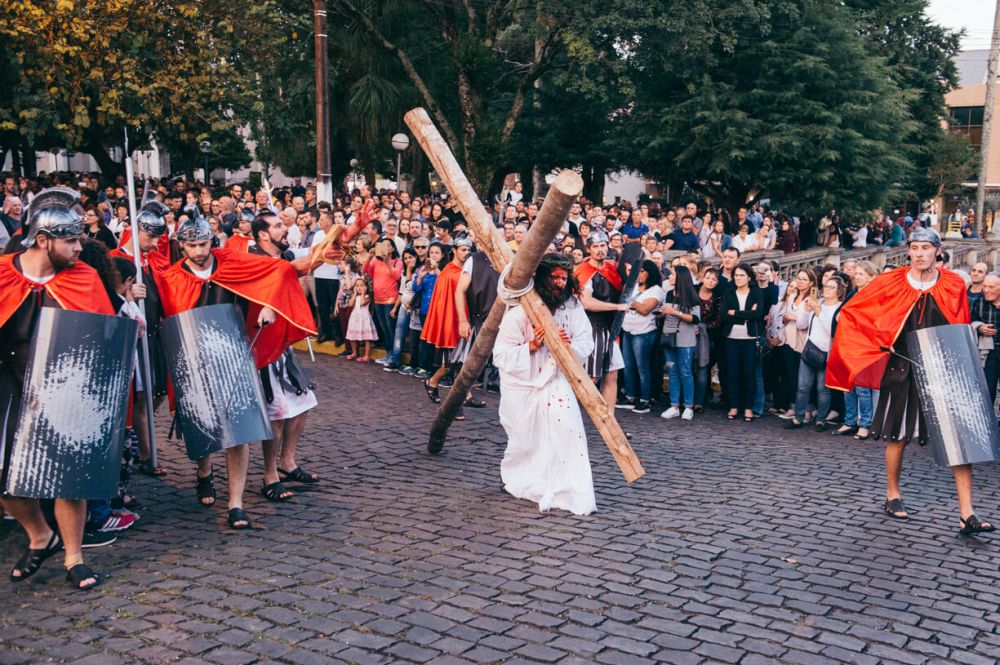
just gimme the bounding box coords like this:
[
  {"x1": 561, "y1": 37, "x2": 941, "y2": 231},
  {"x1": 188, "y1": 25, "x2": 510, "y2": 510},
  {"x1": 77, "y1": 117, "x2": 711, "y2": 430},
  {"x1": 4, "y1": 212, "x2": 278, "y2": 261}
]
[
  {"x1": 420, "y1": 262, "x2": 463, "y2": 349},
  {"x1": 575, "y1": 260, "x2": 623, "y2": 291},
  {"x1": 0, "y1": 253, "x2": 114, "y2": 326},
  {"x1": 827, "y1": 267, "x2": 969, "y2": 391},
  {"x1": 226, "y1": 234, "x2": 252, "y2": 253},
  {"x1": 119, "y1": 226, "x2": 170, "y2": 257},
  {"x1": 158, "y1": 247, "x2": 316, "y2": 368}
]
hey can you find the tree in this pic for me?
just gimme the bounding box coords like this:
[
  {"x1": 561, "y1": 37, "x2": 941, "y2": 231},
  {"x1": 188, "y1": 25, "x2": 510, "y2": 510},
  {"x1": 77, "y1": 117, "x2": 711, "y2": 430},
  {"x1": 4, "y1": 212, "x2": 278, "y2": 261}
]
[
  {"x1": 329, "y1": 0, "x2": 587, "y2": 195},
  {"x1": 0, "y1": 0, "x2": 284, "y2": 176},
  {"x1": 623, "y1": 0, "x2": 915, "y2": 216},
  {"x1": 926, "y1": 131, "x2": 979, "y2": 199},
  {"x1": 846, "y1": 0, "x2": 964, "y2": 201}
]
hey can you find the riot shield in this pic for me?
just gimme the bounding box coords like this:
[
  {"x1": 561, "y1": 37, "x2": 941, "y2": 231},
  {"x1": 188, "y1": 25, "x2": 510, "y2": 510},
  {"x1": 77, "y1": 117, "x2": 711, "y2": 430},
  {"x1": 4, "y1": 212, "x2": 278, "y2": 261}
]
[
  {"x1": 907, "y1": 324, "x2": 1000, "y2": 467},
  {"x1": 161, "y1": 303, "x2": 272, "y2": 459},
  {"x1": 5, "y1": 309, "x2": 137, "y2": 499}
]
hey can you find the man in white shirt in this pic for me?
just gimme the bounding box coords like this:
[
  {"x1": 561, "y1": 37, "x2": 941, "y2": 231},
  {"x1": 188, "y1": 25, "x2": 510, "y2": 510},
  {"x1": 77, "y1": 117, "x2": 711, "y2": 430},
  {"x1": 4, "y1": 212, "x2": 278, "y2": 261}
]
[{"x1": 311, "y1": 210, "x2": 343, "y2": 343}]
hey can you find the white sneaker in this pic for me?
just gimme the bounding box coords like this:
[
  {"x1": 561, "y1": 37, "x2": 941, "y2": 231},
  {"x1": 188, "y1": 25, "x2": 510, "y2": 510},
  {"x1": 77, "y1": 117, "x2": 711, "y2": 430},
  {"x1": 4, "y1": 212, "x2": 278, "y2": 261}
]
[
  {"x1": 660, "y1": 406, "x2": 681, "y2": 419},
  {"x1": 681, "y1": 408, "x2": 694, "y2": 420}
]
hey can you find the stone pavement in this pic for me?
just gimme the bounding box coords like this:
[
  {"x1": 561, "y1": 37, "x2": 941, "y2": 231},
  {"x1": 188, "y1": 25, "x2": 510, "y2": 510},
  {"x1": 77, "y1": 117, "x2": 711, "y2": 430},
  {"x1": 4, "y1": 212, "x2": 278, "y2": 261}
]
[{"x1": 4, "y1": 351, "x2": 1000, "y2": 665}]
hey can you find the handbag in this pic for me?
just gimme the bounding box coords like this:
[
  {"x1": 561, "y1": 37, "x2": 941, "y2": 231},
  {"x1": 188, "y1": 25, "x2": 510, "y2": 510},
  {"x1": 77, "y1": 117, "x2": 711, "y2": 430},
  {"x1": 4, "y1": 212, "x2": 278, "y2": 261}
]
[
  {"x1": 801, "y1": 339, "x2": 827, "y2": 369},
  {"x1": 661, "y1": 332, "x2": 677, "y2": 349}
]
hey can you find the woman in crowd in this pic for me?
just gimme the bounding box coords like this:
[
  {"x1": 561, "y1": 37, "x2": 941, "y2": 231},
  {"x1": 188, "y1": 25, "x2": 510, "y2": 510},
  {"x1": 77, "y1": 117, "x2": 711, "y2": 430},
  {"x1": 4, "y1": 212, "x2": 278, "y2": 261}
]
[
  {"x1": 730, "y1": 223, "x2": 759, "y2": 253},
  {"x1": 775, "y1": 218, "x2": 799, "y2": 253},
  {"x1": 773, "y1": 269, "x2": 816, "y2": 419},
  {"x1": 785, "y1": 275, "x2": 847, "y2": 431},
  {"x1": 411, "y1": 242, "x2": 447, "y2": 380},
  {"x1": 754, "y1": 217, "x2": 776, "y2": 251},
  {"x1": 703, "y1": 219, "x2": 730, "y2": 259},
  {"x1": 619, "y1": 260, "x2": 666, "y2": 414},
  {"x1": 82, "y1": 206, "x2": 118, "y2": 250},
  {"x1": 208, "y1": 215, "x2": 228, "y2": 247},
  {"x1": 694, "y1": 267, "x2": 722, "y2": 412},
  {"x1": 384, "y1": 247, "x2": 420, "y2": 372},
  {"x1": 835, "y1": 261, "x2": 879, "y2": 439},
  {"x1": 660, "y1": 264, "x2": 702, "y2": 420},
  {"x1": 720, "y1": 263, "x2": 764, "y2": 422}
]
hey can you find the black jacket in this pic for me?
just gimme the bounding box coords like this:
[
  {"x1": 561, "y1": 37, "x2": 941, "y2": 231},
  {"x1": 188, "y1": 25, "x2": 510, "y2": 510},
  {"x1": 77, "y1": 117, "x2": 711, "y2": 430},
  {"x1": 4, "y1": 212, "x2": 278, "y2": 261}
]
[{"x1": 720, "y1": 287, "x2": 765, "y2": 338}]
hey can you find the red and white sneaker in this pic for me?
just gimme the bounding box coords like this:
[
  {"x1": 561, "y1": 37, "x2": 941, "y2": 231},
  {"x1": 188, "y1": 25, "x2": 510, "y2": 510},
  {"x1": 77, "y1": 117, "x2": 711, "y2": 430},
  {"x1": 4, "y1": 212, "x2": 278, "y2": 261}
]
[{"x1": 97, "y1": 510, "x2": 139, "y2": 532}]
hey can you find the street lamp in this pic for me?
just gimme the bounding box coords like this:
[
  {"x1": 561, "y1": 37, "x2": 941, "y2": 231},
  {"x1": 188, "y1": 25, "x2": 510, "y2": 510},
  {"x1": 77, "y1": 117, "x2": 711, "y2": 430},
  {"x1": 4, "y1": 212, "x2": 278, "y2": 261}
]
[
  {"x1": 391, "y1": 133, "x2": 409, "y2": 192},
  {"x1": 349, "y1": 158, "x2": 360, "y2": 192},
  {"x1": 199, "y1": 141, "x2": 212, "y2": 186}
]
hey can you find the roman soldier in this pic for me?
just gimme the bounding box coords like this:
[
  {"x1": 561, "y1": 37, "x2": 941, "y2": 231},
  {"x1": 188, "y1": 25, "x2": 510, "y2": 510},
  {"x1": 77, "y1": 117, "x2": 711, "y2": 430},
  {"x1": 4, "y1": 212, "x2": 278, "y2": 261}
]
[
  {"x1": 110, "y1": 200, "x2": 170, "y2": 476},
  {"x1": 159, "y1": 217, "x2": 315, "y2": 530},
  {"x1": 1, "y1": 188, "x2": 116, "y2": 590},
  {"x1": 574, "y1": 230, "x2": 629, "y2": 413}
]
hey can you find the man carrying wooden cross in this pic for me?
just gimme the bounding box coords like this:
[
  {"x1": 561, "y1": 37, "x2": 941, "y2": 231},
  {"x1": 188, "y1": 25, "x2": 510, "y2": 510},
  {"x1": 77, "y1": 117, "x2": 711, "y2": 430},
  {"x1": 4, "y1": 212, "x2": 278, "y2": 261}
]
[{"x1": 494, "y1": 253, "x2": 596, "y2": 515}]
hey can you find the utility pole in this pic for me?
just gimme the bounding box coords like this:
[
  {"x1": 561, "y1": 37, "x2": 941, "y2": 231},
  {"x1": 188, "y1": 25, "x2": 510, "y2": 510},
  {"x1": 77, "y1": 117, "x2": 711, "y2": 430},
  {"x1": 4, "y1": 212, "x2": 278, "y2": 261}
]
[
  {"x1": 981, "y1": 0, "x2": 1000, "y2": 237},
  {"x1": 314, "y1": 0, "x2": 333, "y2": 204}
]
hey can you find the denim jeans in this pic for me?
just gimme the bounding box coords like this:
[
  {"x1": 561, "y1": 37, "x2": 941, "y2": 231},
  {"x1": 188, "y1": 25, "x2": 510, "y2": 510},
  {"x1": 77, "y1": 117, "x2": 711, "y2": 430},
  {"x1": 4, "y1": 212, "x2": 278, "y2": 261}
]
[
  {"x1": 843, "y1": 386, "x2": 873, "y2": 428},
  {"x1": 794, "y1": 359, "x2": 831, "y2": 422},
  {"x1": 386, "y1": 308, "x2": 411, "y2": 365},
  {"x1": 753, "y1": 351, "x2": 765, "y2": 414},
  {"x1": 373, "y1": 303, "x2": 396, "y2": 350},
  {"x1": 665, "y1": 346, "x2": 696, "y2": 408},
  {"x1": 621, "y1": 330, "x2": 657, "y2": 401},
  {"x1": 87, "y1": 499, "x2": 111, "y2": 528}
]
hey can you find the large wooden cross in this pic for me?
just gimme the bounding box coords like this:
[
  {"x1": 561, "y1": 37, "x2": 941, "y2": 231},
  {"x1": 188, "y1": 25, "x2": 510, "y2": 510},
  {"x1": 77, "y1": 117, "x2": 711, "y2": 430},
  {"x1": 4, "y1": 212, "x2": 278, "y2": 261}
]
[{"x1": 405, "y1": 108, "x2": 644, "y2": 483}]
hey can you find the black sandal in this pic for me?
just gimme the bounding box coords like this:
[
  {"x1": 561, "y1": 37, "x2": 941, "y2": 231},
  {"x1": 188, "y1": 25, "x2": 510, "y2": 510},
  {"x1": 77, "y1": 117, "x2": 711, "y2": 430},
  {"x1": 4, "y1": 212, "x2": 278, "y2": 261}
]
[
  {"x1": 423, "y1": 379, "x2": 441, "y2": 404},
  {"x1": 136, "y1": 458, "x2": 166, "y2": 477},
  {"x1": 65, "y1": 563, "x2": 100, "y2": 591},
  {"x1": 464, "y1": 397, "x2": 486, "y2": 408},
  {"x1": 278, "y1": 467, "x2": 319, "y2": 484},
  {"x1": 960, "y1": 514, "x2": 997, "y2": 536},
  {"x1": 196, "y1": 471, "x2": 216, "y2": 507},
  {"x1": 262, "y1": 481, "x2": 294, "y2": 502},
  {"x1": 228, "y1": 508, "x2": 251, "y2": 530},
  {"x1": 9, "y1": 532, "x2": 62, "y2": 582},
  {"x1": 834, "y1": 426, "x2": 857, "y2": 436},
  {"x1": 883, "y1": 497, "x2": 909, "y2": 520}
]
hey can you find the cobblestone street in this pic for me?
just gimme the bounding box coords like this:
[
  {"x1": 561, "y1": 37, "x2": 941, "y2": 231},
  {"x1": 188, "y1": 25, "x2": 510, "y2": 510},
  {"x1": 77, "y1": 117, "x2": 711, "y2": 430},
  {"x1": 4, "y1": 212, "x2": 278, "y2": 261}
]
[{"x1": 4, "y1": 350, "x2": 1000, "y2": 664}]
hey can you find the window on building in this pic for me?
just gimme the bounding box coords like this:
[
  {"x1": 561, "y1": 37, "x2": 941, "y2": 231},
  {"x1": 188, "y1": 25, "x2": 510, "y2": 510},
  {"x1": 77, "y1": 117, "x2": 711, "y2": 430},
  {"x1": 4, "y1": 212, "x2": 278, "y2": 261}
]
[{"x1": 949, "y1": 106, "x2": 985, "y2": 148}]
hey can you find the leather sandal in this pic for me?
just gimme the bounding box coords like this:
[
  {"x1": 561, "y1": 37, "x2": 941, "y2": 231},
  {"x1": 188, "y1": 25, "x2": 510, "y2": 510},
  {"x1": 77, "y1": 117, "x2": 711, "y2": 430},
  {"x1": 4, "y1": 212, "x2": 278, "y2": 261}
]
[
  {"x1": 9, "y1": 532, "x2": 62, "y2": 582},
  {"x1": 66, "y1": 563, "x2": 100, "y2": 591},
  {"x1": 960, "y1": 514, "x2": 997, "y2": 536}
]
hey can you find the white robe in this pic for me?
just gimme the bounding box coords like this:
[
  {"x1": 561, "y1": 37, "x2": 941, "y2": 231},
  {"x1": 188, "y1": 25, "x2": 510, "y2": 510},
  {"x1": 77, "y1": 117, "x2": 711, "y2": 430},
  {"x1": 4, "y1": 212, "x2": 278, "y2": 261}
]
[{"x1": 493, "y1": 298, "x2": 597, "y2": 515}]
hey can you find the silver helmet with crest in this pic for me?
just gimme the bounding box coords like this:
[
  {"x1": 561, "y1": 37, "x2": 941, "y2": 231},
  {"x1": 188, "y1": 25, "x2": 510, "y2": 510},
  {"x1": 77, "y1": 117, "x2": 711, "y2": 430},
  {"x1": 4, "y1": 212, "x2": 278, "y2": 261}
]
[{"x1": 21, "y1": 187, "x2": 85, "y2": 248}]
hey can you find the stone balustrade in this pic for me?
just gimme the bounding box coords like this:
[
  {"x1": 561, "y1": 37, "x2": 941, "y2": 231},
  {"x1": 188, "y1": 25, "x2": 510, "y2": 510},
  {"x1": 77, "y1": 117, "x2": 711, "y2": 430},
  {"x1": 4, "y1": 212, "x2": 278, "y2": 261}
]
[{"x1": 666, "y1": 239, "x2": 1000, "y2": 281}]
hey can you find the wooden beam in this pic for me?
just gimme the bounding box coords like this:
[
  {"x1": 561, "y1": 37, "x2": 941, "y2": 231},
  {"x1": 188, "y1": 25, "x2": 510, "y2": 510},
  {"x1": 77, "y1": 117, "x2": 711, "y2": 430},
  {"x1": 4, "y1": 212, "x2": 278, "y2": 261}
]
[{"x1": 406, "y1": 107, "x2": 644, "y2": 483}]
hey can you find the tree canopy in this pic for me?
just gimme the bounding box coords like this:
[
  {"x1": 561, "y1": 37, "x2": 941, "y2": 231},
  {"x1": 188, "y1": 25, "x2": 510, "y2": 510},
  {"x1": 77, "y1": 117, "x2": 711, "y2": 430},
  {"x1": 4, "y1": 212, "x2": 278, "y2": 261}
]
[{"x1": 0, "y1": 0, "x2": 969, "y2": 215}]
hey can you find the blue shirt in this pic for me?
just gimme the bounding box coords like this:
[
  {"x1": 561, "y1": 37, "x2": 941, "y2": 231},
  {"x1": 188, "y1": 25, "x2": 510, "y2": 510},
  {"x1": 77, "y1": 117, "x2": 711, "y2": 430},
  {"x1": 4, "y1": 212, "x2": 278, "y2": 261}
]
[
  {"x1": 668, "y1": 229, "x2": 701, "y2": 252},
  {"x1": 411, "y1": 268, "x2": 438, "y2": 318},
  {"x1": 620, "y1": 222, "x2": 649, "y2": 240}
]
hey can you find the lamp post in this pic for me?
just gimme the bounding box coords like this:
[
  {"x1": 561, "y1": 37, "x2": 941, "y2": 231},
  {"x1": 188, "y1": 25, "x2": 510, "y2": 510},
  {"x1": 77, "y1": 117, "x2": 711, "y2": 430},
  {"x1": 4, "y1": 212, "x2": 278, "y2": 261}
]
[
  {"x1": 199, "y1": 141, "x2": 212, "y2": 186},
  {"x1": 349, "y1": 158, "x2": 360, "y2": 192},
  {"x1": 391, "y1": 133, "x2": 409, "y2": 192}
]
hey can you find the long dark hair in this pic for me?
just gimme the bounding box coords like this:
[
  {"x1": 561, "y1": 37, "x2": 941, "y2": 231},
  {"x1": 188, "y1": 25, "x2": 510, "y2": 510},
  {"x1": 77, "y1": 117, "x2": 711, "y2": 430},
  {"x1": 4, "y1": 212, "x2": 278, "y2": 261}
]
[
  {"x1": 78, "y1": 237, "x2": 121, "y2": 308},
  {"x1": 536, "y1": 253, "x2": 580, "y2": 312},
  {"x1": 671, "y1": 264, "x2": 698, "y2": 311},
  {"x1": 639, "y1": 259, "x2": 662, "y2": 289}
]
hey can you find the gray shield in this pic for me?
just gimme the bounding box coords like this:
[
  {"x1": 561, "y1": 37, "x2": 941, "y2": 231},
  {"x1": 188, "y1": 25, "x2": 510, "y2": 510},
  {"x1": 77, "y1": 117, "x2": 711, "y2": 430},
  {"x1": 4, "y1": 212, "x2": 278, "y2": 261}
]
[
  {"x1": 907, "y1": 324, "x2": 1000, "y2": 467},
  {"x1": 161, "y1": 304, "x2": 272, "y2": 459},
  {"x1": 5, "y1": 309, "x2": 137, "y2": 499}
]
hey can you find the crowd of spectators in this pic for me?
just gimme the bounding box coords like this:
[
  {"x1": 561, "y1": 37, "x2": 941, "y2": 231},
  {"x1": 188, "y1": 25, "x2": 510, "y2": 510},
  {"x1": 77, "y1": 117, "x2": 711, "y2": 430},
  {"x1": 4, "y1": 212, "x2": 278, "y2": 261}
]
[{"x1": 0, "y1": 171, "x2": 989, "y2": 478}]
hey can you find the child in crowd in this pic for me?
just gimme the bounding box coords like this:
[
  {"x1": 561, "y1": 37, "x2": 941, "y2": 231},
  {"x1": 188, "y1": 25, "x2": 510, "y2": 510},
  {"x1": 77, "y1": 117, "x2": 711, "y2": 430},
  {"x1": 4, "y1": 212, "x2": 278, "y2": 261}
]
[
  {"x1": 335, "y1": 257, "x2": 360, "y2": 358},
  {"x1": 346, "y1": 277, "x2": 378, "y2": 361}
]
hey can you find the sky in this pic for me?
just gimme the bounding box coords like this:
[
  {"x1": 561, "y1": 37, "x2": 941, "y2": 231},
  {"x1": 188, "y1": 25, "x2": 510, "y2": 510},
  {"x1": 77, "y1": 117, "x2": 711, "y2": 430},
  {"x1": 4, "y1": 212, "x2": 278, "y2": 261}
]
[{"x1": 926, "y1": 0, "x2": 997, "y2": 50}]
